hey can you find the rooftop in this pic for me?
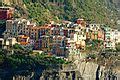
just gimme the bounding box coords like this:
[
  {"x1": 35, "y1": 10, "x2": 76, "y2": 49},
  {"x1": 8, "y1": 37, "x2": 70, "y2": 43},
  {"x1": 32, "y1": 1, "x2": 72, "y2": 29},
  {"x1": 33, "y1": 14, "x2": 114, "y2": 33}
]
[{"x1": 0, "y1": 7, "x2": 14, "y2": 10}]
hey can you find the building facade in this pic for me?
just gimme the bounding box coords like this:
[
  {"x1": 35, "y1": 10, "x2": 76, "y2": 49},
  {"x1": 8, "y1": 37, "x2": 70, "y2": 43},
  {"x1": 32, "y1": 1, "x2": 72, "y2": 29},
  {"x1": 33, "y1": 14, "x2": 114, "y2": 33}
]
[{"x1": 0, "y1": 7, "x2": 14, "y2": 20}]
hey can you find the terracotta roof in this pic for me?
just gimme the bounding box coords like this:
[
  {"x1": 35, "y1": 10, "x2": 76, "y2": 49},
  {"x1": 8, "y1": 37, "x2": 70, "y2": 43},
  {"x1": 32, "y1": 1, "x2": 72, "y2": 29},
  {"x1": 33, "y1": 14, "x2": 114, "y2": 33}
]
[
  {"x1": 31, "y1": 27, "x2": 39, "y2": 29},
  {"x1": 18, "y1": 35, "x2": 29, "y2": 39},
  {"x1": 20, "y1": 42, "x2": 29, "y2": 45}
]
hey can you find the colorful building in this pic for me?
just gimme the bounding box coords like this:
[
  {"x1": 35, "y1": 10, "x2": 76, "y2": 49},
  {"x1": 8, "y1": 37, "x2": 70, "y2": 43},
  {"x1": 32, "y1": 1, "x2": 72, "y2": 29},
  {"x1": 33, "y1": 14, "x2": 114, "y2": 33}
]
[
  {"x1": 0, "y1": 7, "x2": 14, "y2": 20},
  {"x1": 4, "y1": 19, "x2": 35, "y2": 38},
  {"x1": 51, "y1": 36, "x2": 67, "y2": 56},
  {"x1": 97, "y1": 28, "x2": 104, "y2": 41},
  {"x1": 30, "y1": 26, "x2": 39, "y2": 40},
  {"x1": 89, "y1": 24, "x2": 101, "y2": 40},
  {"x1": 74, "y1": 25, "x2": 86, "y2": 50},
  {"x1": 40, "y1": 36, "x2": 52, "y2": 52},
  {"x1": 50, "y1": 24, "x2": 60, "y2": 35},
  {"x1": 104, "y1": 27, "x2": 116, "y2": 49},
  {"x1": 38, "y1": 25, "x2": 50, "y2": 38},
  {"x1": 17, "y1": 35, "x2": 30, "y2": 45}
]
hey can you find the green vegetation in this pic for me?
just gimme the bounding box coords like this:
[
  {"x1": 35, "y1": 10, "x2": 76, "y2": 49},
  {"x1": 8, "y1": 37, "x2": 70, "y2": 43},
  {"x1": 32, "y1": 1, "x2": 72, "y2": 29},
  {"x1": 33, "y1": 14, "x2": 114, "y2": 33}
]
[
  {"x1": 0, "y1": 49, "x2": 67, "y2": 79},
  {"x1": 86, "y1": 53, "x2": 97, "y2": 59},
  {"x1": 116, "y1": 43, "x2": 120, "y2": 51},
  {"x1": 0, "y1": 41, "x2": 69, "y2": 79},
  {"x1": 8, "y1": 0, "x2": 117, "y2": 26},
  {"x1": 13, "y1": 43, "x2": 24, "y2": 50},
  {"x1": 86, "y1": 39, "x2": 103, "y2": 51},
  {"x1": 26, "y1": 3, "x2": 53, "y2": 25},
  {"x1": 0, "y1": 50, "x2": 4, "y2": 64}
]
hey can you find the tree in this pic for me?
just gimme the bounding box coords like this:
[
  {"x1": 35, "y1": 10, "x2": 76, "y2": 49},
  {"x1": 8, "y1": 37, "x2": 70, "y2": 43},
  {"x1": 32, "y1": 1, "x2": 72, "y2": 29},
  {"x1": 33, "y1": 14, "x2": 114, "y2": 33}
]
[
  {"x1": 0, "y1": 54, "x2": 4, "y2": 64},
  {"x1": 19, "y1": 0, "x2": 118, "y2": 26},
  {"x1": 0, "y1": 52, "x2": 68, "y2": 79},
  {"x1": 86, "y1": 53, "x2": 97, "y2": 59},
  {"x1": 13, "y1": 43, "x2": 24, "y2": 50}
]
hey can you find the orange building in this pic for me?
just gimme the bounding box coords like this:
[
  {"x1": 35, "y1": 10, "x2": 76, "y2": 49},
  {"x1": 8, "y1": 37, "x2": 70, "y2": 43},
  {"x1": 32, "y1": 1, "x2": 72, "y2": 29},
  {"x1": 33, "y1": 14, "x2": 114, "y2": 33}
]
[
  {"x1": 86, "y1": 32, "x2": 91, "y2": 39},
  {"x1": 89, "y1": 31, "x2": 98, "y2": 40},
  {"x1": 17, "y1": 35, "x2": 30, "y2": 45},
  {"x1": 75, "y1": 40, "x2": 86, "y2": 50},
  {"x1": 98, "y1": 29, "x2": 104, "y2": 40},
  {"x1": 90, "y1": 29, "x2": 104, "y2": 40}
]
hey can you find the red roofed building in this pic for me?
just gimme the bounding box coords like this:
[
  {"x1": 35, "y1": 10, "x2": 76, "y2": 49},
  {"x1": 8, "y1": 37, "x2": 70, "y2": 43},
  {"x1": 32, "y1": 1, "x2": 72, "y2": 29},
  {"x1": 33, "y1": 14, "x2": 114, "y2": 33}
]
[{"x1": 0, "y1": 7, "x2": 14, "y2": 20}]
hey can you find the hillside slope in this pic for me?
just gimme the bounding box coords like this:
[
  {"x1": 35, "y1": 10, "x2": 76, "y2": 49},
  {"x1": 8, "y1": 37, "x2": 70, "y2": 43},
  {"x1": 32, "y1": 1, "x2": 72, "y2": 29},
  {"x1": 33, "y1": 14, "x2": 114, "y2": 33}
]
[{"x1": 1, "y1": 0, "x2": 118, "y2": 26}]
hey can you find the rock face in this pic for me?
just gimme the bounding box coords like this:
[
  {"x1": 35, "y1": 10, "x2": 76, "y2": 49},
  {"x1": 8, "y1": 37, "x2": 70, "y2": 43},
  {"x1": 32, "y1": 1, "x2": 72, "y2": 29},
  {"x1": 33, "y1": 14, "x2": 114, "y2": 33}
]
[
  {"x1": 76, "y1": 61, "x2": 105, "y2": 80},
  {"x1": 112, "y1": 0, "x2": 120, "y2": 8},
  {"x1": 3, "y1": 61, "x2": 105, "y2": 80}
]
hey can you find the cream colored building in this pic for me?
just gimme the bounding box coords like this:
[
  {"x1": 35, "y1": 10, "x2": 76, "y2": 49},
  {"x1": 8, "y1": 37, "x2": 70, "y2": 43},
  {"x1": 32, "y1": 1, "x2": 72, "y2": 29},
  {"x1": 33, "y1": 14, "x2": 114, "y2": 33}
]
[
  {"x1": 0, "y1": 38, "x2": 17, "y2": 49},
  {"x1": 67, "y1": 24, "x2": 86, "y2": 59},
  {"x1": 74, "y1": 25, "x2": 86, "y2": 50},
  {"x1": 114, "y1": 30, "x2": 120, "y2": 44}
]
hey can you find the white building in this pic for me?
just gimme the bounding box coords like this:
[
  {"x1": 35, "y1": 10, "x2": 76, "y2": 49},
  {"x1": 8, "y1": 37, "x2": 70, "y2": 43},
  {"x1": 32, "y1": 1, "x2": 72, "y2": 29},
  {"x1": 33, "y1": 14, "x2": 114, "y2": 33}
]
[
  {"x1": 89, "y1": 24, "x2": 101, "y2": 31},
  {"x1": 66, "y1": 24, "x2": 86, "y2": 59},
  {"x1": 114, "y1": 30, "x2": 120, "y2": 44},
  {"x1": 67, "y1": 38, "x2": 81, "y2": 60},
  {"x1": 104, "y1": 27, "x2": 120, "y2": 49},
  {"x1": 0, "y1": 38, "x2": 17, "y2": 49},
  {"x1": 74, "y1": 25, "x2": 86, "y2": 50},
  {"x1": 104, "y1": 27, "x2": 114, "y2": 49}
]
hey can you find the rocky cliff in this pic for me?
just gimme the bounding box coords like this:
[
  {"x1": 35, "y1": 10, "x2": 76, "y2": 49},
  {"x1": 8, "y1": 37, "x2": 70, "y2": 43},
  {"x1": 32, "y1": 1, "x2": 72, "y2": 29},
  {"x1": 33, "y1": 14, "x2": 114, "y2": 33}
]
[
  {"x1": 112, "y1": 0, "x2": 120, "y2": 8},
  {"x1": 74, "y1": 61, "x2": 105, "y2": 80}
]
